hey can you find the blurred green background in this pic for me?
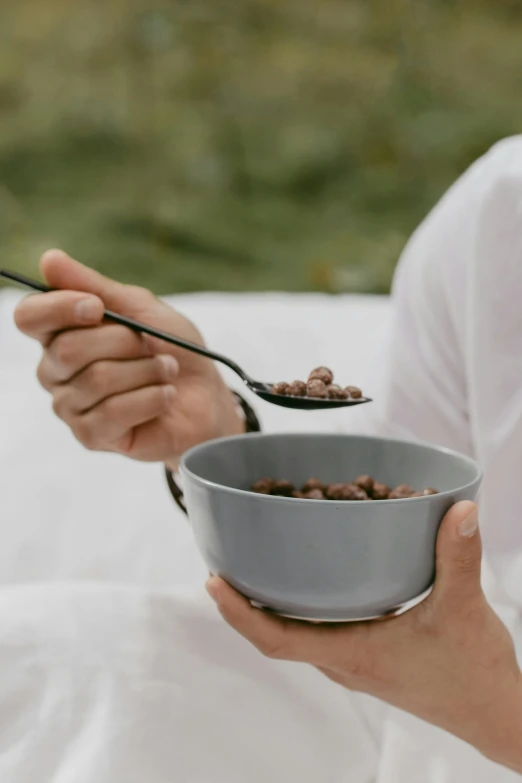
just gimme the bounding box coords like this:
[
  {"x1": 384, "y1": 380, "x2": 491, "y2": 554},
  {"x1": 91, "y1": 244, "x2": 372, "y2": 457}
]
[{"x1": 1, "y1": 0, "x2": 521, "y2": 294}]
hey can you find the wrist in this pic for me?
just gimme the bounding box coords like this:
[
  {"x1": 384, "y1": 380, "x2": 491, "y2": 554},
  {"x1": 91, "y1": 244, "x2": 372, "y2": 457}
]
[
  {"x1": 216, "y1": 386, "x2": 248, "y2": 439},
  {"x1": 477, "y1": 670, "x2": 522, "y2": 773},
  {"x1": 164, "y1": 387, "x2": 260, "y2": 512},
  {"x1": 164, "y1": 385, "x2": 254, "y2": 473}
]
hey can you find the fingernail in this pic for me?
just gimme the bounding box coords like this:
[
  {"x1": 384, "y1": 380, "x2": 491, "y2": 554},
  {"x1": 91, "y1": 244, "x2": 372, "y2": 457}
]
[
  {"x1": 75, "y1": 298, "x2": 100, "y2": 324},
  {"x1": 163, "y1": 385, "x2": 177, "y2": 404},
  {"x1": 458, "y1": 508, "x2": 479, "y2": 538},
  {"x1": 159, "y1": 355, "x2": 179, "y2": 382},
  {"x1": 206, "y1": 577, "x2": 219, "y2": 601}
]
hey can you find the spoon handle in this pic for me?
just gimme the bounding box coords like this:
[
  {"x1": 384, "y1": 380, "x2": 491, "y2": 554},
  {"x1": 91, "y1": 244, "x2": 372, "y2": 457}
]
[{"x1": 0, "y1": 269, "x2": 251, "y2": 384}]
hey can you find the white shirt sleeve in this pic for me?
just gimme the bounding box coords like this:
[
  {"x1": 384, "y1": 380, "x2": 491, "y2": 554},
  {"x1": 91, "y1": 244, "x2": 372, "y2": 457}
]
[
  {"x1": 468, "y1": 152, "x2": 522, "y2": 605},
  {"x1": 372, "y1": 137, "x2": 522, "y2": 607}
]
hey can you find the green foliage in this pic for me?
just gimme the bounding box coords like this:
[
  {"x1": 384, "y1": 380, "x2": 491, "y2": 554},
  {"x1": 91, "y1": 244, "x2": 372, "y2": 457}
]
[{"x1": 0, "y1": 0, "x2": 521, "y2": 294}]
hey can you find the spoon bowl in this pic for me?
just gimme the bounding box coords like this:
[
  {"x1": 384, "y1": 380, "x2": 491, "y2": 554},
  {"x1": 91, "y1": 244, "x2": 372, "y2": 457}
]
[
  {"x1": 0, "y1": 269, "x2": 372, "y2": 411},
  {"x1": 251, "y1": 381, "x2": 371, "y2": 410}
]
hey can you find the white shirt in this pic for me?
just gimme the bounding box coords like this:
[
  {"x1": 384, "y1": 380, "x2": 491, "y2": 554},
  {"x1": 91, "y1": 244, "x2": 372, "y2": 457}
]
[{"x1": 373, "y1": 135, "x2": 522, "y2": 609}]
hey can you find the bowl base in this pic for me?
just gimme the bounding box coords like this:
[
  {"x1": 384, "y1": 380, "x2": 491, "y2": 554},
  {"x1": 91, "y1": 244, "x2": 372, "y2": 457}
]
[{"x1": 250, "y1": 586, "x2": 433, "y2": 624}]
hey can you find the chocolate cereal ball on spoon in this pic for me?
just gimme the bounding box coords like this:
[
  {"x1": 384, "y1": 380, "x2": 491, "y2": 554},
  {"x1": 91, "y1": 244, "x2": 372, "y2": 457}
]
[{"x1": 265, "y1": 365, "x2": 370, "y2": 409}]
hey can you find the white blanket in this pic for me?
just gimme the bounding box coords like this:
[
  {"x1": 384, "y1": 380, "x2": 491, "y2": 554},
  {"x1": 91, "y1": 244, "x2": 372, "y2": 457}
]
[{"x1": 1, "y1": 289, "x2": 519, "y2": 783}]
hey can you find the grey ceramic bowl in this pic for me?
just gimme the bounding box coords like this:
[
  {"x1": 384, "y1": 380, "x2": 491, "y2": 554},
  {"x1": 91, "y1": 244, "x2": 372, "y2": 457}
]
[{"x1": 180, "y1": 433, "x2": 482, "y2": 622}]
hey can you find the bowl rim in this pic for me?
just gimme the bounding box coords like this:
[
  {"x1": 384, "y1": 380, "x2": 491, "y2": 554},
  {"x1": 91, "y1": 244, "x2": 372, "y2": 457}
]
[{"x1": 180, "y1": 432, "x2": 483, "y2": 505}]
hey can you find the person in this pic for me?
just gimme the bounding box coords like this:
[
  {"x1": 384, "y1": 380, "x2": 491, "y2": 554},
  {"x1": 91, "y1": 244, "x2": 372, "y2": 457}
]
[{"x1": 13, "y1": 136, "x2": 522, "y2": 775}]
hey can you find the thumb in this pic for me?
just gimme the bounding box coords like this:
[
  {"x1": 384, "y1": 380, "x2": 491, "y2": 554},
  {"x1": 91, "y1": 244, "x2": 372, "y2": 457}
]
[
  {"x1": 40, "y1": 249, "x2": 150, "y2": 315},
  {"x1": 432, "y1": 501, "x2": 482, "y2": 603}
]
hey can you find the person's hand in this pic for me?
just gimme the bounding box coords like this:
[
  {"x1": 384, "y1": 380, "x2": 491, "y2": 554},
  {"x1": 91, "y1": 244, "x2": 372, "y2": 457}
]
[
  {"x1": 206, "y1": 502, "x2": 522, "y2": 772},
  {"x1": 14, "y1": 250, "x2": 244, "y2": 468}
]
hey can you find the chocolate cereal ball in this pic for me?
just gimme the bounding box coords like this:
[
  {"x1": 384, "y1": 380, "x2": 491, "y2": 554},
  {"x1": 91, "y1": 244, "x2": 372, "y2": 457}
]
[
  {"x1": 287, "y1": 380, "x2": 307, "y2": 397},
  {"x1": 389, "y1": 484, "x2": 415, "y2": 499},
  {"x1": 325, "y1": 483, "x2": 368, "y2": 501},
  {"x1": 251, "y1": 475, "x2": 438, "y2": 501},
  {"x1": 355, "y1": 475, "x2": 374, "y2": 494},
  {"x1": 324, "y1": 483, "x2": 345, "y2": 500},
  {"x1": 251, "y1": 478, "x2": 275, "y2": 495},
  {"x1": 327, "y1": 384, "x2": 349, "y2": 400},
  {"x1": 272, "y1": 382, "x2": 289, "y2": 396},
  {"x1": 270, "y1": 480, "x2": 295, "y2": 497},
  {"x1": 412, "y1": 487, "x2": 439, "y2": 497},
  {"x1": 341, "y1": 484, "x2": 368, "y2": 501},
  {"x1": 304, "y1": 488, "x2": 325, "y2": 500},
  {"x1": 345, "y1": 386, "x2": 363, "y2": 399},
  {"x1": 372, "y1": 482, "x2": 391, "y2": 500},
  {"x1": 307, "y1": 379, "x2": 328, "y2": 398},
  {"x1": 302, "y1": 478, "x2": 324, "y2": 493},
  {"x1": 309, "y1": 366, "x2": 334, "y2": 385}
]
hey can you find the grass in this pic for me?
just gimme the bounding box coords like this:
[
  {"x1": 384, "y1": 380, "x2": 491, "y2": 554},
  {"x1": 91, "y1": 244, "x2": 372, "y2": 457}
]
[{"x1": 1, "y1": 0, "x2": 522, "y2": 295}]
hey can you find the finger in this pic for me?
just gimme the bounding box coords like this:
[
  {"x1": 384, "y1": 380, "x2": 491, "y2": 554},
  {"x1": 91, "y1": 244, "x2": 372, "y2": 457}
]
[
  {"x1": 431, "y1": 501, "x2": 483, "y2": 605},
  {"x1": 72, "y1": 384, "x2": 177, "y2": 451},
  {"x1": 42, "y1": 323, "x2": 152, "y2": 384},
  {"x1": 41, "y1": 249, "x2": 156, "y2": 315},
  {"x1": 142, "y1": 331, "x2": 205, "y2": 357},
  {"x1": 52, "y1": 355, "x2": 180, "y2": 415},
  {"x1": 206, "y1": 577, "x2": 339, "y2": 665},
  {"x1": 14, "y1": 290, "x2": 104, "y2": 345}
]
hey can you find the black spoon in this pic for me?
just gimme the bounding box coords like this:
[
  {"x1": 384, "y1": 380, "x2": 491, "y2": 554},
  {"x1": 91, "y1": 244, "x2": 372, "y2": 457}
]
[{"x1": 0, "y1": 269, "x2": 372, "y2": 411}]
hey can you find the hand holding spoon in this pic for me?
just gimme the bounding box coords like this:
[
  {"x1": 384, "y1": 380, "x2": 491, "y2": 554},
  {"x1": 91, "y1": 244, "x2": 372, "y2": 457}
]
[{"x1": 0, "y1": 269, "x2": 371, "y2": 411}]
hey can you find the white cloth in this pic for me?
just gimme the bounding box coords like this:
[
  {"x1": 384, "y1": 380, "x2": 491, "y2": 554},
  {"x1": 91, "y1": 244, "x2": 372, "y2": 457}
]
[
  {"x1": 0, "y1": 288, "x2": 388, "y2": 782},
  {"x1": 0, "y1": 583, "x2": 380, "y2": 783},
  {"x1": 2, "y1": 135, "x2": 522, "y2": 782}
]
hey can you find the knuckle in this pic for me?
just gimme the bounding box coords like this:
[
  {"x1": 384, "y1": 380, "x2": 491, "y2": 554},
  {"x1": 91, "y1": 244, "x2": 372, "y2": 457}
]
[
  {"x1": 52, "y1": 333, "x2": 76, "y2": 368},
  {"x1": 259, "y1": 638, "x2": 289, "y2": 660},
  {"x1": 125, "y1": 285, "x2": 156, "y2": 305},
  {"x1": 98, "y1": 395, "x2": 121, "y2": 420},
  {"x1": 113, "y1": 432, "x2": 134, "y2": 455},
  {"x1": 13, "y1": 302, "x2": 30, "y2": 331},
  {"x1": 84, "y1": 362, "x2": 109, "y2": 393},
  {"x1": 154, "y1": 384, "x2": 169, "y2": 405},
  {"x1": 107, "y1": 325, "x2": 143, "y2": 356},
  {"x1": 155, "y1": 355, "x2": 169, "y2": 380},
  {"x1": 256, "y1": 625, "x2": 297, "y2": 661},
  {"x1": 36, "y1": 357, "x2": 50, "y2": 389},
  {"x1": 51, "y1": 388, "x2": 71, "y2": 419},
  {"x1": 72, "y1": 418, "x2": 98, "y2": 450}
]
